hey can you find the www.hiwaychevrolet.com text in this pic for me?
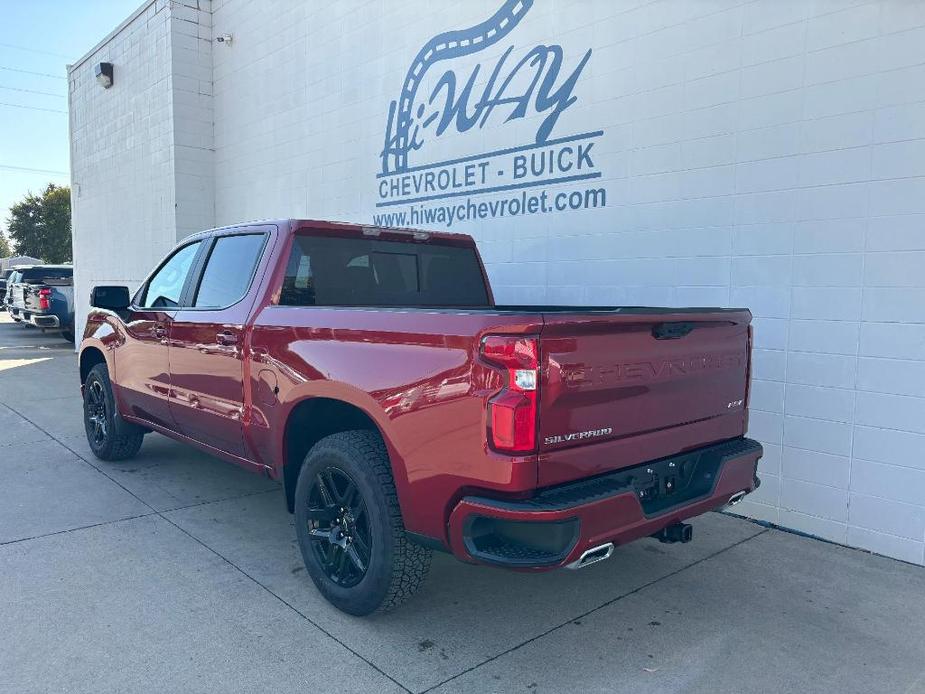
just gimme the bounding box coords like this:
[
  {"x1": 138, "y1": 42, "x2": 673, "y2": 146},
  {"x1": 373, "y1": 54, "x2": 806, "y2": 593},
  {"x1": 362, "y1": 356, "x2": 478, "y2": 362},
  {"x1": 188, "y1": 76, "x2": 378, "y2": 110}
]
[{"x1": 373, "y1": 185, "x2": 606, "y2": 228}]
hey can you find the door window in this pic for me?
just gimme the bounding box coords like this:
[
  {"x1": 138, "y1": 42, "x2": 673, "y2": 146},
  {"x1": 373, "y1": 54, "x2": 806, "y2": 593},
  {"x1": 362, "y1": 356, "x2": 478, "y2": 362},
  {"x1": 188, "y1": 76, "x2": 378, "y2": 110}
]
[
  {"x1": 193, "y1": 234, "x2": 266, "y2": 308},
  {"x1": 140, "y1": 241, "x2": 202, "y2": 309}
]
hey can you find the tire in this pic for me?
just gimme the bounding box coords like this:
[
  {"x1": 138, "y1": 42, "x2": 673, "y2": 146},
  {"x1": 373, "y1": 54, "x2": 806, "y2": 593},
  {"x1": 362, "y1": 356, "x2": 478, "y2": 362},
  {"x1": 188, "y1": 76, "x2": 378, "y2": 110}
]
[
  {"x1": 83, "y1": 363, "x2": 145, "y2": 461},
  {"x1": 61, "y1": 328, "x2": 75, "y2": 343},
  {"x1": 294, "y1": 430, "x2": 431, "y2": 615}
]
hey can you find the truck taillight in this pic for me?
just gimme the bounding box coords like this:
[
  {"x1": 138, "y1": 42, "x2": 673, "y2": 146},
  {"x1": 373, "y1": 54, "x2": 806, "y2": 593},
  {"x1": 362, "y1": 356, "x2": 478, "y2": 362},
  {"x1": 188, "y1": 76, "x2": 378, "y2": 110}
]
[
  {"x1": 481, "y1": 335, "x2": 539, "y2": 453},
  {"x1": 38, "y1": 287, "x2": 52, "y2": 310}
]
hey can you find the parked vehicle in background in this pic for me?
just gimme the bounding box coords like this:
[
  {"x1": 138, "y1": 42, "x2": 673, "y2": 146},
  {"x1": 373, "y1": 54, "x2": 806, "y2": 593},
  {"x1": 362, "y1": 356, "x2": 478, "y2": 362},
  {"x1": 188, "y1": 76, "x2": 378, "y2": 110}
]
[
  {"x1": 7, "y1": 265, "x2": 76, "y2": 341},
  {"x1": 4, "y1": 268, "x2": 27, "y2": 320},
  {"x1": 0, "y1": 269, "x2": 14, "y2": 308},
  {"x1": 78, "y1": 219, "x2": 761, "y2": 615}
]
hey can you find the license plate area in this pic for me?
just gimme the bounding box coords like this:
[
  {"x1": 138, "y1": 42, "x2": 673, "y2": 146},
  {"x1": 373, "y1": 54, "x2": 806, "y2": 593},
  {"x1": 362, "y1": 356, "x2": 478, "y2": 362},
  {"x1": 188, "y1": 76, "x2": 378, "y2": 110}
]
[{"x1": 631, "y1": 449, "x2": 722, "y2": 516}]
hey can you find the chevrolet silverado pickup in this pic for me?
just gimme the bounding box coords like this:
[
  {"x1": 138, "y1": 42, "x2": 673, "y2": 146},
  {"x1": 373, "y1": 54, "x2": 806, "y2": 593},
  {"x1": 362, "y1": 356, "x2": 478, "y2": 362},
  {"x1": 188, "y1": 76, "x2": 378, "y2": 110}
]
[
  {"x1": 7, "y1": 264, "x2": 76, "y2": 341},
  {"x1": 78, "y1": 219, "x2": 761, "y2": 615}
]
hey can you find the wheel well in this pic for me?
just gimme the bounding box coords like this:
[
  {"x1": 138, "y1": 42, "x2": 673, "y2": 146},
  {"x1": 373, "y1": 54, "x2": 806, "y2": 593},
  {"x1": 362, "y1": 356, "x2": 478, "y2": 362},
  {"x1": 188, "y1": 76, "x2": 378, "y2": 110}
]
[
  {"x1": 283, "y1": 398, "x2": 381, "y2": 513},
  {"x1": 79, "y1": 347, "x2": 106, "y2": 384}
]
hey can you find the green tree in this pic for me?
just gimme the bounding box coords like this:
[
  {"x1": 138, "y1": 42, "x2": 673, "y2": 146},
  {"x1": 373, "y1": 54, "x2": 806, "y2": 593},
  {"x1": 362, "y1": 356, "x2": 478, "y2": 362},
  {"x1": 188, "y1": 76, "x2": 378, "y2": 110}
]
[
  {"x1": 6, "y1": 183, "x2": 72, "y2": 263},
  {"x1": 0, "y1": 233, "x2": 10, "y2": 258}
]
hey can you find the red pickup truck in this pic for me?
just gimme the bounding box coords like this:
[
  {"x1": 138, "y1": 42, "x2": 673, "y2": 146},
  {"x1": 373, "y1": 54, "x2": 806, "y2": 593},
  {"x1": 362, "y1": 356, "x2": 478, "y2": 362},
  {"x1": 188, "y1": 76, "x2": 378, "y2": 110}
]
[{"x1": 79, "y1": 219, "x2": 761, "y2": 615}]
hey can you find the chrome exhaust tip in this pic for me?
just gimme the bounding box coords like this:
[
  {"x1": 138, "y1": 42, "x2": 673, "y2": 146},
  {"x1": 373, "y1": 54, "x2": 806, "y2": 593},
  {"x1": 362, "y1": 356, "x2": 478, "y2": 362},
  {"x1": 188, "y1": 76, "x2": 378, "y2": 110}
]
[
  {"x1": 566, "y1": 542, "x2": 614, "y2": 570},
  {"x1": 727, "y1": 490, "x2": 748, "y2": 507}
]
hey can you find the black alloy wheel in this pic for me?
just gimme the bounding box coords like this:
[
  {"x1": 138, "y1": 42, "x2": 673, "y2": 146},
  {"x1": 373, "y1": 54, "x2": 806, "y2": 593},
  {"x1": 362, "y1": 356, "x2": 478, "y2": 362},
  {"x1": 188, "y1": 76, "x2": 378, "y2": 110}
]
[
  {"x1": 294, "y1": 430, "x2": 431, "y2": 615},
  {"x1": 85, "y1": 378, "x2": 109, "y2": 448},
  {"x1": 82, "y1": 363, "x2": 145, "y2": 461},
  {"x1": 305, "y1": 467, "x2": 372, "y2": 588}
]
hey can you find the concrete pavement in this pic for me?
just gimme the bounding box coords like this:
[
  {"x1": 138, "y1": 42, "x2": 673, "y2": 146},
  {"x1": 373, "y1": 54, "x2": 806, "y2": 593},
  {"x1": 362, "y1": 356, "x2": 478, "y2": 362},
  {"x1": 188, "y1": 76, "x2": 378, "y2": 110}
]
[{"x1": 1, "y1": 314, "x2": 924, "y2": 693}]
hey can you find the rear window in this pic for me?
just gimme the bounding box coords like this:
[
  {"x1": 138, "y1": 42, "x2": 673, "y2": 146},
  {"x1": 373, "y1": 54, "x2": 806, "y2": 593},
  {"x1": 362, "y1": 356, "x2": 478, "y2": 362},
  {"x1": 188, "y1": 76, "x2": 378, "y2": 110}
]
[
  {"x1": 280, "y1": 235, "x2": 489, "y2": 307},
  {"x1": 20, "y1": 267, "x2": 73, "y2": 285}
]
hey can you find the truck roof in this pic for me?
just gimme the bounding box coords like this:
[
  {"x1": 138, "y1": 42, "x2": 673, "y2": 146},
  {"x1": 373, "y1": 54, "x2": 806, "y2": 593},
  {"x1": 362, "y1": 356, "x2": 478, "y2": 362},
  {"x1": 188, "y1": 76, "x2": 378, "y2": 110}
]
[{"x1": 195, "y1": 219, "x2": 474, "y2": 246}]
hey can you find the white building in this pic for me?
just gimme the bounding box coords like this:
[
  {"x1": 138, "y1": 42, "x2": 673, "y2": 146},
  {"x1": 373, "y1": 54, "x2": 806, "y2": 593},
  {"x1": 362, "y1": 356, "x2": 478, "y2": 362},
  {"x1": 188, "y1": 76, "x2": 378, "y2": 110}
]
[{"x1": 69, "y1": 0, "x2": 925, "y2": 565}]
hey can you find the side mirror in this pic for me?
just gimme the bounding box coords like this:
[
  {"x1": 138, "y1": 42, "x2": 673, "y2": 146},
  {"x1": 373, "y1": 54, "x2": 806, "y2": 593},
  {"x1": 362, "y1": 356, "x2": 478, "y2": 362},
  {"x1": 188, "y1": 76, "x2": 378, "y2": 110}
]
[{"x1": 91, "y1": 285, "x2": 130, "y2": 312}]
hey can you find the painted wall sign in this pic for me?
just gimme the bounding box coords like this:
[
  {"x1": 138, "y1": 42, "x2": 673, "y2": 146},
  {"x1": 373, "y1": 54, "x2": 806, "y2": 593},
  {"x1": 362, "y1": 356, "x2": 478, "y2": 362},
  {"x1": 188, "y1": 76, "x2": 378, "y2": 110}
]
[{"x1": 373, "y1": 0, "x2": 605, "y2": 228}]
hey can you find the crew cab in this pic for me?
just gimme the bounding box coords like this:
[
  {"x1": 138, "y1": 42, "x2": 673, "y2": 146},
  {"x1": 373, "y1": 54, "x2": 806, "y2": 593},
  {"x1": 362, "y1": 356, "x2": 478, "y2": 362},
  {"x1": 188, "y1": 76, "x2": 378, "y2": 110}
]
[
  {"x1": 7, "y1": 264, "x2": 76, "y2": 341},
  {"x1": 78, "y1": 219, "x2": 761, "y2": 615}
]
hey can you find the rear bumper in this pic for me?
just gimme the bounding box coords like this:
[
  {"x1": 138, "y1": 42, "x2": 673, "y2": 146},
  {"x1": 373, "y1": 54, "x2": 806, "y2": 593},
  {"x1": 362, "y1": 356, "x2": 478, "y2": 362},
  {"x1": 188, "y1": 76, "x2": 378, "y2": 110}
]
[
  {"x1": 29, "y1": 313, "x2": 59, "y2": 328},
  {"x1": 448, "y1": 437, "x2": 762, "y2": 569}
]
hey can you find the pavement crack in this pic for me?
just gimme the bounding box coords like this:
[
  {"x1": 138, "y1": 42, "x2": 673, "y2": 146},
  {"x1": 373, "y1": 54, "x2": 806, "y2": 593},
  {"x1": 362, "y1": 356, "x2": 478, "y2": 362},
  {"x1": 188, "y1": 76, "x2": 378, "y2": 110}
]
[
  {"x1": 0, "y1": 512, "x2": 159, "y2": 548},
  {"x1": 419, "y1": 529, "x2": 770, "y2": 694}
]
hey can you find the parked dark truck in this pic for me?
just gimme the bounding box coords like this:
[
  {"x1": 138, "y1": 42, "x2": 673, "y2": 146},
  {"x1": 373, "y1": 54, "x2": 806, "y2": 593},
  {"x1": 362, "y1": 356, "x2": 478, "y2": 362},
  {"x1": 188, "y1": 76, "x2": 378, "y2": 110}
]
[
  {"x1": 7, "y1": 265, "x2": 76, "y2": 341},
  {"x1": 78, "y1": 220, "x2": 761, "y2": 615}
]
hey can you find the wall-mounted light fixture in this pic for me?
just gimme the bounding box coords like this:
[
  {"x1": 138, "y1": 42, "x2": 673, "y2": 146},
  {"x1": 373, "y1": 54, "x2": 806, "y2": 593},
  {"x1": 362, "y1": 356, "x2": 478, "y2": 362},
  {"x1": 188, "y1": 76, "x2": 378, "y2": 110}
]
[
  {"x1": 95, "y1": 62, "x2": 113, "y2": 89},
  {"x1": 215, "y1": 33, "x2": 233, "y2": 45}
]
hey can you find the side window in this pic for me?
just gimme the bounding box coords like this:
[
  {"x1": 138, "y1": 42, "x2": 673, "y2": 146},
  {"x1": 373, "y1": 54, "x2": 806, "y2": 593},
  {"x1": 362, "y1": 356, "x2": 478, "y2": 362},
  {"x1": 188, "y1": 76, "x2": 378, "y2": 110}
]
[
  {"x1": 140, "y1": 241, "x2": 202, "y2": 309},
  {"x1": 193, "y1": 234, "x2": 265, "y2": 308}
]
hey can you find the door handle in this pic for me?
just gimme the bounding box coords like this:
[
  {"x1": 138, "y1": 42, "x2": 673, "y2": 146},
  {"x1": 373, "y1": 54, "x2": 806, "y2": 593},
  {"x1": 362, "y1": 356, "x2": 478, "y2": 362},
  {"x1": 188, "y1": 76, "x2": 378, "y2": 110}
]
[
  {"x1": 216, "y1": 331, "x2": 238, "y2": 346},
  {"x1": 153, "y1": 325, "x2": 168, "y2": 338}
]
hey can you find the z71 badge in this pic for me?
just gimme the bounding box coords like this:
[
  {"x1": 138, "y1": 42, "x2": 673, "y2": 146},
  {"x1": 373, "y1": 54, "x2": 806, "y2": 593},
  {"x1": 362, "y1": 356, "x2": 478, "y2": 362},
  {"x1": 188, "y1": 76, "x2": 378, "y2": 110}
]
[{"x1": 544, "y1": 427, "x2": 613, "y2": 446}]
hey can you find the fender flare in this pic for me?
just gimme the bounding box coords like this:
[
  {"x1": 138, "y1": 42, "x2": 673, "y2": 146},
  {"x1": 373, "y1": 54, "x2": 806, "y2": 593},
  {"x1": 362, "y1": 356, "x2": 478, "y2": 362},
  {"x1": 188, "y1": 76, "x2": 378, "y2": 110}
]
[{"x1": 275, "y1": 382, "x2": 412, "y2": 516}]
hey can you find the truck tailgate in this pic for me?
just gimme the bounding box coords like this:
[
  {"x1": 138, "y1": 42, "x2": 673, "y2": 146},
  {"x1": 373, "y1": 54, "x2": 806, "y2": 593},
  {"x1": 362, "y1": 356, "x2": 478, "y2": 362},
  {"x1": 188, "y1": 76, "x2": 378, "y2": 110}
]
[
  {"x1": 538, "y1": 308, "x2": 751, "y2": 486},
  {"x1": 22, "y1": 285, "x2": 44, "y2": 313},
  {"x1": 11, "y1": 284, "x2": 26, "y2": 309}
]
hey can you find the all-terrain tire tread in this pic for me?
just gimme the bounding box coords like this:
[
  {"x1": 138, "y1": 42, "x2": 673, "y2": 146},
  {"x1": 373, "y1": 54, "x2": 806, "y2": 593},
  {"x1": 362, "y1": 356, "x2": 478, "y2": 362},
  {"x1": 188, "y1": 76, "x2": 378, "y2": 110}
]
[
  {"x1": 85, "y1": 364, "x2": 145, "y2": 461},
  {"x1": 311, "y1": 430, "x2": 431, "y2": 613}
]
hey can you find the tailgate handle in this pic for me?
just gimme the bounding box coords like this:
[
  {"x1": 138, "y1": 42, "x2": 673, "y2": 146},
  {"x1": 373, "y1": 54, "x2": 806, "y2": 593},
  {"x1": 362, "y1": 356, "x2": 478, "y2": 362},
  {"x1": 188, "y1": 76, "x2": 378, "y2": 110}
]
[{"x1": 652, "y1": 322, "x2": 694, "y2": 340}]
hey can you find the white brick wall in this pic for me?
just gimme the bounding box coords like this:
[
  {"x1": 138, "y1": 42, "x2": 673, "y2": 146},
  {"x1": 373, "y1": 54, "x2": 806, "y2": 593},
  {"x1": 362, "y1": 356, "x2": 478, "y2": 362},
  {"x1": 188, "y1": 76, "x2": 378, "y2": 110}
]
[
  {"x1": 170, "y1": 1, "x2": 214, "y2": 239},
  {"x1": 70, "y1": 0, "x2": 925, "y2": 565},
  {"x1": 69, "y1": 0, "x2": 213, "y2": 335}
]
